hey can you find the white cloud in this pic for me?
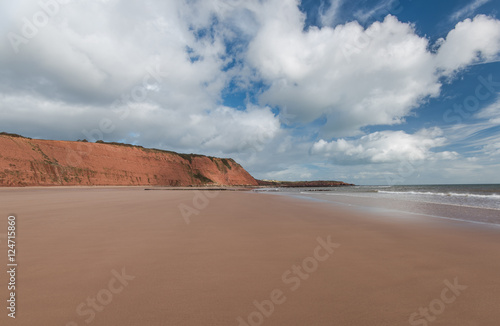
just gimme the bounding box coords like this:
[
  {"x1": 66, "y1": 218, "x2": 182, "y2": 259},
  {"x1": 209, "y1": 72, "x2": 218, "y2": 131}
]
[
  {"x1": 450, "y1": 0, "x2": 491, "y2": 21},
  {"x1": 0, "y1": 0, "x2": 281, "y2": 154},
  {"x1": 319, "y1": 0, "x2": 343, "y2": 27},
  {"x1": 311, "y1": 128, "x2": 458, "y2": 165},
  {"x1": 475, "y1": 96, "x2": 500, "y2": 123},
  {"x1": 0, "y1": 93, "x2": 280, "y2": 155},
  {"x1": 2, "y1": 1, "x2": 500, "y2": 143},
  {"x1": 0, "y1": 0, "x2": 233, "y2": 107},
  {"x1": 261, "y1": 165, "x2": 314, "y2": 181},
  {"x1": 435, "y1": 15, "x2": 500, "y2": 76},
  {"x1": 186, "y1": 105, "x2": 281, "y2": 153},
  {"x1": 247, "y1": 11, "x2": 500, "y2": 137},
  {"x1": 353, "y1": 0, "x2": 400, "y2": 24},
  {"x1": 482, "y1": 140, "x2": 500, "y2": 156},
  {"x1": 1, "y1": 0, "x2": 500, "y2": 184}
]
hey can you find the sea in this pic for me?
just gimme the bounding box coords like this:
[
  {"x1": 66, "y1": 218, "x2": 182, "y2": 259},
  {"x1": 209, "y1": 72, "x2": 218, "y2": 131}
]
[{"x1": 254, "y1": 184, "x2": 500, "y2": 227}]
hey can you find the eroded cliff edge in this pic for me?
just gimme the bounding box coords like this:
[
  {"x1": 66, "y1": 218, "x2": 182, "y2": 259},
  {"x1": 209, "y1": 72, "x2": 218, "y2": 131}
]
[{"x1": 0, "y1": 133, "x2": 258, "y2": 187}]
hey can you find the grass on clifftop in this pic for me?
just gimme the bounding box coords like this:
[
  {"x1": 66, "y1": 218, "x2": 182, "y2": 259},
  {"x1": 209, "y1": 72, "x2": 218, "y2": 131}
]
[
  {"x1": 0, "y1": 132, "x2": 31, "y2": 139},
  {"x1": 1, "y1": 133, "x2": 236, "y2": 166}
]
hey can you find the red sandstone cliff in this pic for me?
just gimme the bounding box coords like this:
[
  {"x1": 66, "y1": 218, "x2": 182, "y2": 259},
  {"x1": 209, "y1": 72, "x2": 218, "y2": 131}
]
[{"x1": 0, "y1": 133, "x2": 258, "y2": 187}]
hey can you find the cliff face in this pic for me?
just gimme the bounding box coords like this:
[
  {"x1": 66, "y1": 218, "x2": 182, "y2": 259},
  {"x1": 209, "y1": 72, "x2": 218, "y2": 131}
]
[{"x1": 0, "y1": 134, "x2": 258, "y2": 187}]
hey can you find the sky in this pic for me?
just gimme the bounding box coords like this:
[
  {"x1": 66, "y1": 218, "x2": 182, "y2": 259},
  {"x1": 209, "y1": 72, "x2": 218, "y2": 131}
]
[{"x1": 1, "y1": 0, "x2": 500, "y2": 185}]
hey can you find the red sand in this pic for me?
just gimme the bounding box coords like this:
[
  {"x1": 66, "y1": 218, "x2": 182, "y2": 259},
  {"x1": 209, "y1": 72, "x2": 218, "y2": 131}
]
[{"x1": 0, "y1": 187, "x2": 499, "y2": 325}]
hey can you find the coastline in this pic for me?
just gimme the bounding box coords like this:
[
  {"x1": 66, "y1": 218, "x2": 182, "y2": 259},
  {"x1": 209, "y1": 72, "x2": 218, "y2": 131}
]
[
  {"x1": 1, "y1": 187, "x2": 499, "y2": 325},
  {"x1": 269, "y1": 190, "x2": 500, "y2": 227}
]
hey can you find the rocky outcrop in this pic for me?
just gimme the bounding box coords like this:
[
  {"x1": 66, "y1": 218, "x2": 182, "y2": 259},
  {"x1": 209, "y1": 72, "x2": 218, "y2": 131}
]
[{"x1": 0, "y1": 133, "x2": 258, "y2": 187}]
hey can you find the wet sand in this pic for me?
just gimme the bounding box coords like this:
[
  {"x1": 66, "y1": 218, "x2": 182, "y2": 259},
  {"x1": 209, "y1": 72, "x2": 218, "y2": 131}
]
[{"x1": 0, "y1": 187, "x2": 499, "y2": 325}]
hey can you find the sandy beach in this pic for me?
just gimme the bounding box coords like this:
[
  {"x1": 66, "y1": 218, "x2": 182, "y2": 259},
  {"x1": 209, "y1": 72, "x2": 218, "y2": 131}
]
[{"x1": 1, "y1": 187, "x2": 499, "y2": 325}]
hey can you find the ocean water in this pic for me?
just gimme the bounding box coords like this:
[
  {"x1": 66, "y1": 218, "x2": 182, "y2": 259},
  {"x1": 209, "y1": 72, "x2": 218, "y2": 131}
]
[{"x1": 254, "y1": 184, "x2": 500, "y2": 226}]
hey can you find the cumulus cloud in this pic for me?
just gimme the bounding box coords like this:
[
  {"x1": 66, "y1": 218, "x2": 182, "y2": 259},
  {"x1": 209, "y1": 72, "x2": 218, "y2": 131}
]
[
  {"x1": 0, "y1": 0, "x2": 230, "y2": 107},
  {"x1": 311, "y1": 128, "x2": 458, "y2": 165},
  {"x1": 247, "y1": 8, "x2": 500, "y2": 137},
  {"x1": 1, "y1": 0, "x2": 500, "y2": 183},
  {"x1": 183, "y1": 105, "x2": 281, "y2": 153},
  {"x1": 0, "y1": 92, "x2": 280, "y2": 155},
  {"x1": 2, "y1": 1, "x2": 500, "y2": 143},
  {"x1": 435, "y1": 15, "x2": 500, "y2": 76},
  {"x1": 0, "y1": 0, "x2": 280, "y2": 154}
]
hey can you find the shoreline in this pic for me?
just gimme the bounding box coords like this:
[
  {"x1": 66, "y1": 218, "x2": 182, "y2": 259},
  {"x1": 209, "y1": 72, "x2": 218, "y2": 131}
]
[
  {"x1": 1, "y1": 188, "x2": 499, "y2": 325},
  {"x1": 269, "y1": 191, "x2": 500, "y2": 228}
]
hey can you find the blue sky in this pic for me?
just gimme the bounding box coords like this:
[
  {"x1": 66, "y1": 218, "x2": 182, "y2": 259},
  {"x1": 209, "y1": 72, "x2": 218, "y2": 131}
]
[{"x1": 1, "y1": 0, "x2": 500, "y2": 185}]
